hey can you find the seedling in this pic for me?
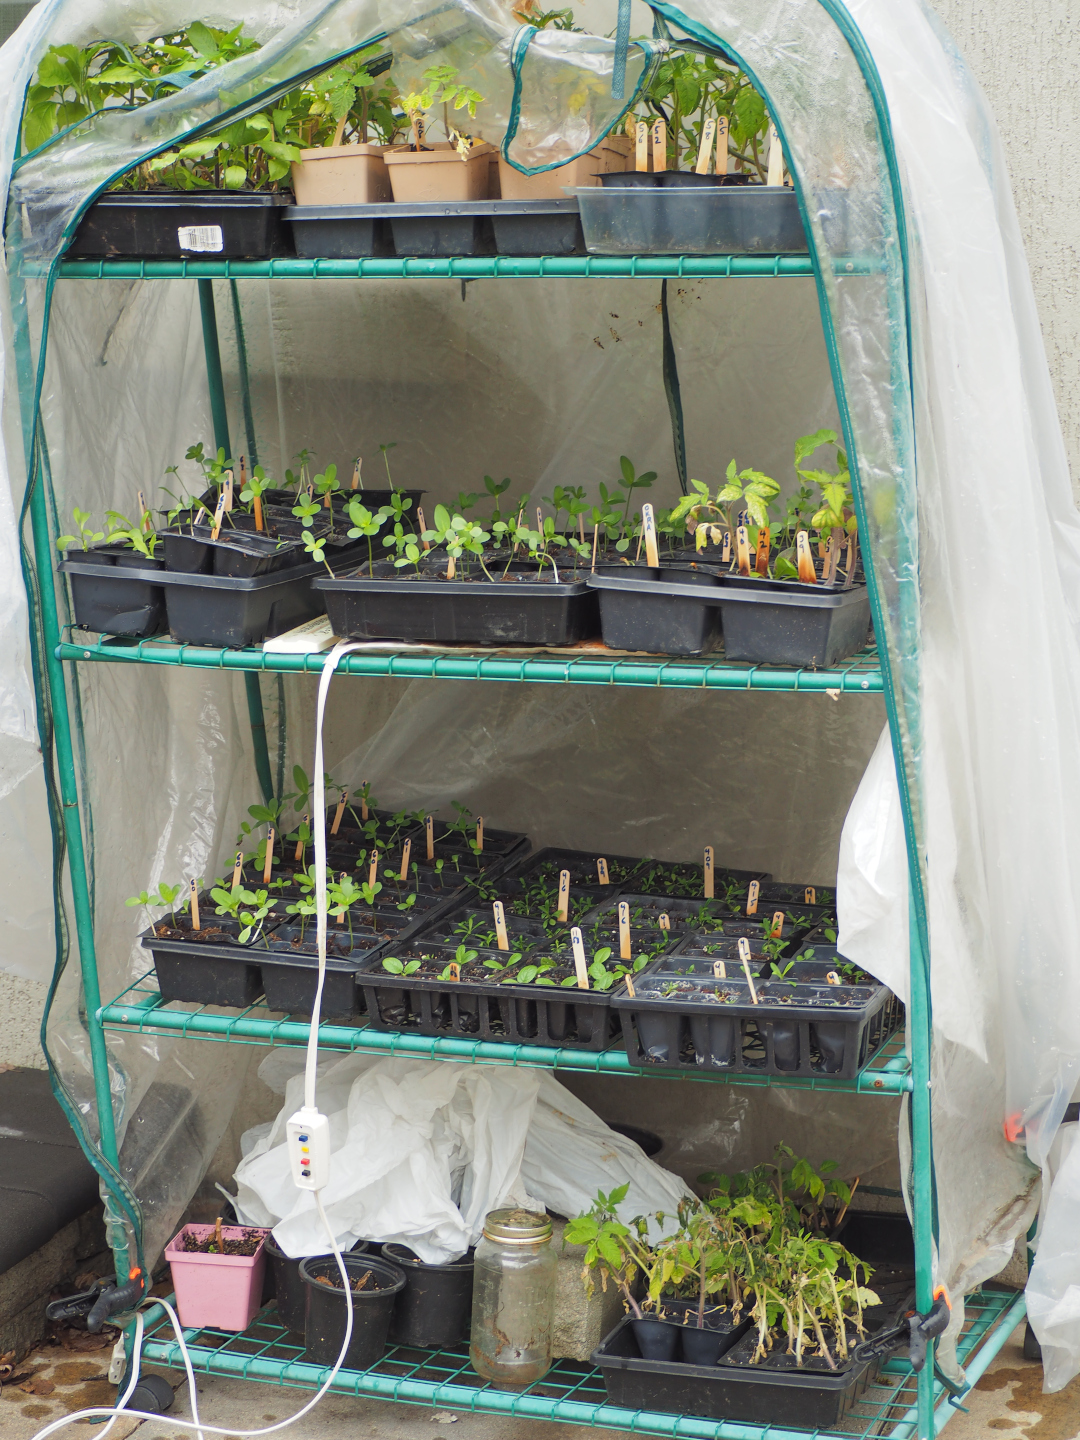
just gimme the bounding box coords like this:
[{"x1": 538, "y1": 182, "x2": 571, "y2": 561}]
[
  {"x1": 382, "y1": 955, "x2": 421, "y2": 976},
  {"x1": 210, "y1": 884, "x2": 273, "y2": 945},
  {"x1": 399, "y1": 64, "x2": 484, "y2": 155},
  {"x1": 126, "y1": 881, "x2": 186, "y2": 928}
]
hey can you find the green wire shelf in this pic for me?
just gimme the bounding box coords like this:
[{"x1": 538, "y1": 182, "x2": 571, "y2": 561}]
[
  {"x1": 99, "y1": 972, "x2": 911, "y2": 1094},
  {"x1": 52, "y1": 255, "x2": 845, "y2": 281},
  {"x1": 138, "y1": 1286, "x2": 1024, "y2": 1440},
  {"x1": 58, "y1": 635, "x2": 883, "y2": 693}
]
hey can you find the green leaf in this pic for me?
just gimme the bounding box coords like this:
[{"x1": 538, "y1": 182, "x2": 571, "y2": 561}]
[{"x1": 223, "y1": 165, "x2": 248, "y2": 190}]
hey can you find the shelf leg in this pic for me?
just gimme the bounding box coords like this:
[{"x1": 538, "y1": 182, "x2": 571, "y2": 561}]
[
  {"x1": 908, "y1": 890, "x2": 936, "y2": 1437},
  {"x1": 198, "y1": 279, "x2": 274, "y2": 804},
  {"x1": 12, "y1": 292, "x2": 128, "y2": 1282}
]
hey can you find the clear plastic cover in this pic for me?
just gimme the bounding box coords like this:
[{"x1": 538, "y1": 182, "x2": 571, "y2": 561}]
[{"x1": 3, "y1": 0, "x2": 1077, "y2": 1389}]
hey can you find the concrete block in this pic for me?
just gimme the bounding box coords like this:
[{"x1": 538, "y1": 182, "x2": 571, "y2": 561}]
[
  {"x1": 551, "y1": 1217, "x2": 625, "y2": 1362},
  {"x1": 0, "y1": 1206, "x2": 108, "y2": 1360}
]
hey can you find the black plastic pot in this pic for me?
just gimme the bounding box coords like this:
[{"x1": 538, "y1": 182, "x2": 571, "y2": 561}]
[
  {"x1": 284, "y1": 205, "x2": 395, "y2": 258},
  {"x1": 656, "y1": 171, "x2": 718, "y2": 188},
  {"x1": 598, "y1": 172, "x2": 659, "y2": 188},
  {"x1": 67, "y1": 190, "x2": 295, "y2": 259},
  {"x1": 59, "y1": 555, "x2": 166, "y2": 638},
  {"x1": 488, "y1": 199, "x2": 585, "y2": 256},
  {"x1": 587, "y1": 571, "x2": 722, "y2": 655},
  {"x1": 577, "y1": 184, "x2": 807, "y2": 255},
  {"x1": 154, "y1": 561, "x2": 332, "y2": 647},
  {"x1": 267, "y1": 1237, "x2": 370, "y2": 1336},
  {"x1": 258, "y1": 945, "x2": 382, "y2": 1022},
  {"x1": 316, "y1": 565, "x2": 599, "y2": 645},
  {"x1": 301, "y1": 1253, "x2": 405, "y2": 1370},
  {"x1": 139, "y1": 922, "x2": 271, "y2": 1008},
  {"x1": 612, "y1": 968, "x2": 903, "y2": 1078},
  {"x1": 592, "y1": 1314, "x2": 874, "y2": 1428},
  {"x1": 381, "y1": 1243, "x2": 474, "y2": 1347},
  {"x1": 631, "y1": 1317, "x2": 680, "y2": 1361},
  {"x1": 716, "y1": 578, "x2": 872, "y2": 667}
]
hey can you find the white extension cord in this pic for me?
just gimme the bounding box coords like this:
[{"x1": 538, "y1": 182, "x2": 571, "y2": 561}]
[{"x1": 32, "y1": 642, "x2": 371, "y2": 1440}]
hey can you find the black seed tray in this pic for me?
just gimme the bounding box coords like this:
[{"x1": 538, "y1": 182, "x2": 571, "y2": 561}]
[
  {"x1": 258, "y1": 931, "x2": 394, "y2": 1021},
  {"x1": 140, "y1": 922, "x2": 279, "y2": 1009},
  {"x1": 582, "y1": 894, "x2": 813, "y2": 942},
  {"x1": 59, "y1": 553, "x2": 166, "y2": 638},
  {"x1": 716, "y1": 577, "x2": 873, "y2": 667},
  {"x1": 67, "y1": 190, "x2": 295, "y2": 259},
  {"x1": 502, "y1": 846, "x2": 649, "y2": 889},
  {"x1": 610, "y1": 968, "x2": 903, "y2": 1077},
  {"x1": 591, "y1": 1314, "x2": 878, "y2": 1429}
]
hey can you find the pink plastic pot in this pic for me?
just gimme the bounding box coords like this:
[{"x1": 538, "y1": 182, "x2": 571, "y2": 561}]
[{"x1": 165, "y1": 1224, "x2": 270, "y2": 1331}]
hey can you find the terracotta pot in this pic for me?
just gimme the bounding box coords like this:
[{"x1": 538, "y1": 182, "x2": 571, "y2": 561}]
[
  {"x1": 384, "y1": 142, "x2": 496, "y2": 203},
  {"x1": 498, "y1": 134, "x2": 631, "y2": 201},
  {"x1": 290, "y1": 144, "x2": 392, "y2": 205}
]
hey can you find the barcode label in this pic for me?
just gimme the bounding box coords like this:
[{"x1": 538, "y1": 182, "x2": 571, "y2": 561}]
[{"x1": 177, "y1": 224, "x2": 224, "y2": 253}]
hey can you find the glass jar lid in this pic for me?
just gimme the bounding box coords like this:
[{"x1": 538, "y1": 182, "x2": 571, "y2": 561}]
[{"x1": 482, "y1": 1208, "x2": 553, "y2": 1243}]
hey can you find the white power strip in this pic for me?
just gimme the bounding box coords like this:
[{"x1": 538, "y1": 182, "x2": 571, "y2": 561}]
[{"x1": 286, "y1": 1106, "x2": 331, "y2": 1189}]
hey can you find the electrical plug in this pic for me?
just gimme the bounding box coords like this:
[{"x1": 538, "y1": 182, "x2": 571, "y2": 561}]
[{"x1": 286, "y1": 1106, "x2": 330, "y2": 1190}]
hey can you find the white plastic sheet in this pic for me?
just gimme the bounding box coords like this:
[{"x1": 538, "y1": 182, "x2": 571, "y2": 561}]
[{"x1": 233, "y1": 1052, "x2": 690, "y2": 1259}]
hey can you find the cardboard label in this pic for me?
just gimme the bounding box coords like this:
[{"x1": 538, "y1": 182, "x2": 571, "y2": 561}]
[
  {"x1": 189, "y1": 878, "x2": 200, "y2": 931},
  {"x1": 399, "y1": 838, "x2": 411, "y2": 881},
  {"x1": 557, "y1": 869, "x2": 571, "y2": 923},
  {"x1": 571, "y1": 927, "x2": 590, "y2": 988},
  {"x1": 597, "y1": 858, "x2": 610, "y2": 886},
  {"x1": 619, "y1": 900, "x2": 631, "y2": 960},
  {"x1": 746, "y1": 879, "x2": 760, "y2": 915},
  {"x1": 704, "y1": 845, "x2": 714, "y2": 899},
  {"x1": 493, "y1": 900, "x2": 509, "y2": 951}
]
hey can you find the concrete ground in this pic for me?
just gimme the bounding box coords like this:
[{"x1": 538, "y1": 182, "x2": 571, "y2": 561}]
[{"x1": 3, "y1": 1321, "x2": 1078, "y2": 1440}]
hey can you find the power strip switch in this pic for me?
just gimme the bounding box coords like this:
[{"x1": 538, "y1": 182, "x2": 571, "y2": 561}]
[{"x1": 285, "y1": 1107, "x2": 331, "y2": 1190}]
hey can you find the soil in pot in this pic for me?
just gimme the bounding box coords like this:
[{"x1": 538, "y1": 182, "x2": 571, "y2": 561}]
[
  {"x1": 182, "y1": 1225, "x2": 265, "y2": 1255},
  {"x1": 382, "y1": 1243, "x2": 475, "y2": 1347},
  {"x1": 720, "y1": 1325, "x2": 863, "y2": 1372},
  {"x1": 301, "y1": 1253, "x2": 405, "y2": 1370},
  {"x1": 165, "y1": 1223, "x2": 270, "y2": 1331}
]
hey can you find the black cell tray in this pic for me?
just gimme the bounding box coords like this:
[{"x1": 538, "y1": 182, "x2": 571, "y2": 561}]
[
  {"x1": 611, "y1": 966, "x2": 903, "y2": 1078},
  {"x1": 67, "y1": 190, "x2": 295, "y2": 259},
  {"x1": 140, "y1": 925, "x2": 272, "y2": 1009},
  {"x1": 284, "y1": 199, "x2": 584, "y2": 258},
  {"x1": 503, "y1": 846, "x2": 649, "y2": 888},
  {"x1": 591, "y1": 1314, "x2": 878, "y2": 1430},
  {"x1": 315, "y1": 569, "x2": 599, "y2": 646},
  {"x1": 59, "y1": 552, "x2": 166, "y2": 638},
  {"x1": 716, "y1": 577, "x2": 873, "y2": 667},
  {"x1": 587, "y1": 571, "x2": 722, "y2": 656}
]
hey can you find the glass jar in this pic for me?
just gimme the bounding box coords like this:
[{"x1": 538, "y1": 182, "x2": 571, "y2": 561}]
[{"x1": 469, "y1": 1208, "x2": 557, "y2": 1387}]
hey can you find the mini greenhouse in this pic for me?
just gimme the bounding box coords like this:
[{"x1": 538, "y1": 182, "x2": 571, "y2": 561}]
[{"x1": 3, "y1": 0, "x2": 1080, "y2": 1435}]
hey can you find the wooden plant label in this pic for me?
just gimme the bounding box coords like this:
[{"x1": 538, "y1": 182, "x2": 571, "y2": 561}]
[
  {"x1": 642, "y1": 503, "x2": 659, "y2": 568},
  {"x1": 635, "y1": 120, "x2": 649, "y2": 172},
  {"x1": 618, "y1": 900, "x2": 631, "y2": 960},
  {"x1": 189, "y1": 878, "x2": 200, "y2": 931},
  {"x1": 557, "y1": 869, "x2": 571, "y2": 923},
  {"x1": 426, "y1": 815, "x2": 434, "y2": 860},
  {"x1": 352, "y1": 459, "x2": 361, "y2": 490},
  {"x1": 254, "y1": 493, "x2": 264, "y2": 533},
  {"x1": 796, "y1": 530, "x2": 817, "y2": 584},
  {"x1": 263, "y1": 829, "x2": 274, "y2": 884},
  {"x1": 805, "y1": 887, "x2": 816, "y2": 905},
  {"x1": 695, "y1": 117, "x2": 717, "y2": 175},
  {"x1": 493, "y1": 900, "x2": 509, "y2": 951},
  {"x1": 658, "y1": 913, "x2": 671, "y2": 931},
  {"x1": 223, "y1": 469, "x2": 234, "y2": 512},
  {"x1": 210, "y1": 490, "x2": 227, "y2": 541},
  {"x1": 417, "y1": 506, "x2": 429, "y2": 550},
  {"x1": 712, "y1": 958, "x2": 727, "y2": 979},
  {"x1": 770, "y1": 909, "x2": 785, "y2": 939},
  {"x1": 755, "y1": 525, "x2": 771, "y2": 576},
  {"x1": 767, "y1": 123, "x2": 784, "y2": 186},
  {"x1": 625, "y1": 973, "x2": 636, "y2": 998},
  {"x1": 476, "y1": 817, "x2": 484, "y2": 854},
  {"x1": 738, "y1": 937, "x2": 759, "y2": 1002},
  {"x1": 295, "y1": 814, "x2": 308, "y2": 863},
  {"x1": 360, "y1": 787, "x2": 369, "y2": 821},
  {"x1": 591, "y1": 522, "x2": 599, "y2": 572},
  {"x1": 722, "y1": 530, "x2": 732, "y2": 563},
  {"x1": 446, "y1": 555, "x2": 456, "y2": 580},
  {"x1": 368, "y1": 849, "x2": 379, "y2": 890},
  {"x1": 231, "y1": 851, "x2": 243, "y2": 894},
  {"x1": 448, "y1": 962, "x2": 461, "y2": 982},
  {"x1": 746, "y1": 879, "x2": 760, "y2": 915},
  {"x1": 826, "y1": 970, "x2": 842, "y2": 986},
  {"x1": 651, "y1": 118, "x2": 667, "y2": 172},
  {"x1": 597, "y1": 858, "x2": 610, "y2": 885},
  {"x1": 704, "y1": 845, "x2": 715, "y2": 899},
  {"x1": 715, "y1": 114, "x2": 730, "y2": 174},
  {"x1": 736, "y1": 525, "x2": 752, "y2": 576},
  {"x1": 137, "y1": 489, "x2": 148, "y2": 529},
  {"x1": 570, "y1": 927, "x2": 590, "y2": 989},
  {"x1": 399, "y1": 838, "x2": 411, "y2": 881},
  {"x1": 331, "y1": 791, "x2": 348, "y2": 835}
]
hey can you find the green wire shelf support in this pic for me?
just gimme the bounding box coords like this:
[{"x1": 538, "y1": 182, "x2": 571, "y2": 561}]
[
  {"x1": 98, "y1": 974, "x2": 912, "y2": 1094},
  {"x1": 135, "y1": 1287, "x2": 1025, "y2": 1440},
  {"x1": 50, "y1": 254, "x2": 871, "y2": 282},
  {"x1": 57, "y1": 635, "x2": 884, "y2": 693}
]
